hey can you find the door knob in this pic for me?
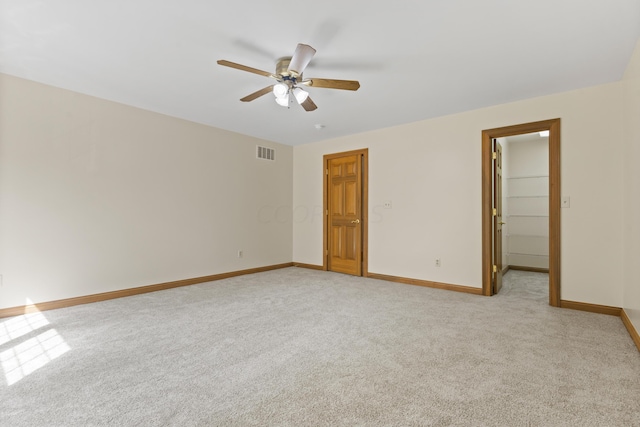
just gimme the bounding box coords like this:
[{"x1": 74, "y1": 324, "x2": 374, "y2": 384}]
[
  {"x1": 351, "y1": 219, "x2": 360, "y2": 224},
  {"x1": 499, "y1": 221, "x2": 506, "y2": 225}
]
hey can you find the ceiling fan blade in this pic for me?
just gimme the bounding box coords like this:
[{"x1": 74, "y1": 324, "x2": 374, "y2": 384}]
[
  {"x1": 240, "y1": 85, "x2": 274, "y2": 102},
  {"x1": 288, "y1": 44, "x2": 316, "y2": 75},
  {"x1": 300, "y1": 96, "x2": 318, "y2": 112},
  {"x1": 302, "y1": 78, "x2": 360, "y2": 91},
  {"x1": 217, "y1": 60, "x2": 275, "y2": 78}
]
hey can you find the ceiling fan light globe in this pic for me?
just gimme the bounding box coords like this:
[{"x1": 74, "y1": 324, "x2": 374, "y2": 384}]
[
  {"x1": 275, "y1": 95, "x2": 289, "y2": 107},
  {"x1": 293, "y1": 88, "x2": 309, "y2": 103},
  {"x1": 273, "y1": 83, "x2": 288, "y2": 99}
]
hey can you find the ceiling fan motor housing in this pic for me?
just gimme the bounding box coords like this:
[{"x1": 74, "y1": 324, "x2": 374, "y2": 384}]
[{"x1": 276, "y1": 57, "x2": 301, "y2": 81}]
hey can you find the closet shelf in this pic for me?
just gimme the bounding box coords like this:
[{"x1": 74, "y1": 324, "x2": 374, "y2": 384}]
[
  {"x1": 506, "y1": 175, "x2": 549, "y2": 180},
  {"x1": 507, "y1": 215, "x2": 549, "y2": 218},
  {"x1": 507, "y1": 253, "x2": 549, "y2": 257}
]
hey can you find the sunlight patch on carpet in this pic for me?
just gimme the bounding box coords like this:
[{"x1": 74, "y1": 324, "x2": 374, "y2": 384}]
[
  {"x1": 0, "y1": 311, "x2": 50, "y2": 346},
  {"x1": 0, "y1": 301, "x2": 70, "y2": 386}
]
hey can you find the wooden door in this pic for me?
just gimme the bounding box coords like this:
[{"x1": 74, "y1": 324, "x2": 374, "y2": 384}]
[
  {"x1": 327, "y1": 154, "x2": 362, "y2": 275},
  {"x1": 493, "y1": 139, "x2": 503, "y2": 293}
]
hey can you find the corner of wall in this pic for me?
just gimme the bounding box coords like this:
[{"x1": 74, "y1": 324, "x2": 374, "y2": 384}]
[
  {"x1": 622, "y1": 37, "x2": 640, "y2": 339},
  {"x1": 623, "y1": 39, "x2": 640, "y2": 80}
]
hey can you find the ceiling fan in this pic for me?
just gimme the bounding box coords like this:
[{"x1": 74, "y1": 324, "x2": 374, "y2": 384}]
[{"x1": 217, "y1": 43, "x2": 360, "y2": 112}]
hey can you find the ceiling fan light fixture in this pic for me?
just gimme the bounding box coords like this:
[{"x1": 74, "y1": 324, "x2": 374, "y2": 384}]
[
  {"x1": 275, "y1": 95, "x2": 290, "y2": 107},
  {"x1": 293, "y1": 87, "x2": 309, "y2": 104},
  {"x1": 273, "y1": 83, "x2": 288, "y2": 99}
]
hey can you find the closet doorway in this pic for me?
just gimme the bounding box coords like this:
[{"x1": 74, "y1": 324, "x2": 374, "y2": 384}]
[{"x1": 481, "y1": 119, "x2": 561, "y2": 307}]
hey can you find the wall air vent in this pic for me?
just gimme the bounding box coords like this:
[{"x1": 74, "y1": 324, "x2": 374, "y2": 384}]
[{"x1": 256, "y1": 146, "x2": 275, "y2": 161}]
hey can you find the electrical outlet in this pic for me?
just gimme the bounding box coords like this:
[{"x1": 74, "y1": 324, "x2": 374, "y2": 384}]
[
  {"x1": 383, "y1": 201, "x2": 392, "y2": 209},
  {"x1": 238, "y1": 250, "x2": 243, "y2": 258},
  {"x1": 435, "y1": 258, "x2": 441, "y2": 267}
]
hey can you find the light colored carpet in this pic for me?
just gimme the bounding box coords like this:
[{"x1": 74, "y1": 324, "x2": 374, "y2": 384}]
[
  {"x1": 500, "y1": 269, "x2": 549, "y2": 302},
  {"x1": 1, "y1": 267, "x2": 639, "y2": 426}
]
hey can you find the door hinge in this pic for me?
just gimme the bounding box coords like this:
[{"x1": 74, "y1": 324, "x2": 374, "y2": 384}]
[
  {"x1": 492, "y1": 208, "x2": 497, "y2": 216},
  {"x1": 325, "y1": 250, "x2": 329, "y2": 255},
  {"x1": 493, "y1": 265, "x2": 497, "y2": 273},
  {"x1": 326, "y1": 209, "x2": 329, "y2": 215},
  {"x1": 326, "y1": 168, "x2": 329, "y2": 175},
  {"x1": 492, "y1": 152, "x2": 497, "y2": 160}
]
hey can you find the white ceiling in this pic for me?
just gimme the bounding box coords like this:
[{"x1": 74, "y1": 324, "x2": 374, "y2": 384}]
[{"x1": 1, "y1": 1, "x2": 639, "y2": 146}]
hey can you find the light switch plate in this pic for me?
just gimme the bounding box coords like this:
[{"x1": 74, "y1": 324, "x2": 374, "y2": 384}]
[{"x1": 562, "y1": 196, "x2": 570, "y2": 208}]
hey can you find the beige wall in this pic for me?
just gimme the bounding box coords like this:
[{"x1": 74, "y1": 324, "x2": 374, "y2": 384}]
[
  {"x1": 0, "y1": 73, "x2": 293, "y2": 310},
  {"x1": 623, "y1": 39, "x2": 640, "y2": 333},
  {"x1": 293, "y1": 81, "x2": 626, "y2": 307}
]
